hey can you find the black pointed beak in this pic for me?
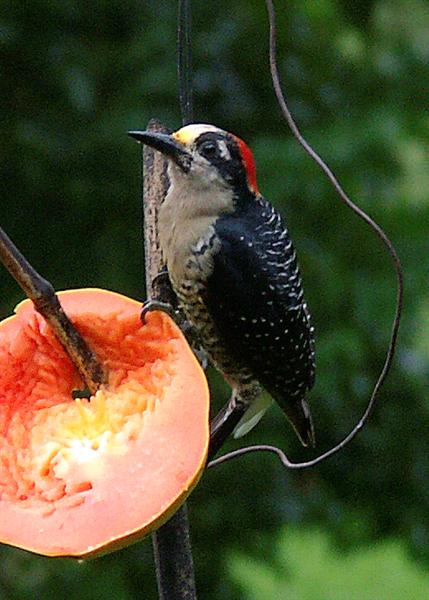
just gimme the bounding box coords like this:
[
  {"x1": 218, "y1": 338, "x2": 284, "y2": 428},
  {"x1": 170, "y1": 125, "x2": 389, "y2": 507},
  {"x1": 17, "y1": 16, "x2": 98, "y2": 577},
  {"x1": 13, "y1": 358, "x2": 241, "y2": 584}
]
[{"x1": 128, "y1": 131, "x2": 192, "y2": 172}]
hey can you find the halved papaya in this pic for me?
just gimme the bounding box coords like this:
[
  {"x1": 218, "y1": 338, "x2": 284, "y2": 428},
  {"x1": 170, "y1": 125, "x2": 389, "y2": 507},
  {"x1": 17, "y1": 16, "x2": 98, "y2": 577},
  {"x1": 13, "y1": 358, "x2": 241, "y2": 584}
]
[{"x1": 0, "y1": 289, "x2": 209, "y2": 558}]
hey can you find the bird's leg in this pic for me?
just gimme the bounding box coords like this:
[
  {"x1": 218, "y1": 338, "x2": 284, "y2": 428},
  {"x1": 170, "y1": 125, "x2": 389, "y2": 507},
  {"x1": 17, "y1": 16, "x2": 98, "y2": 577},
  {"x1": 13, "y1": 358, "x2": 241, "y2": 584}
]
[
  {"x1": 141, "y1": 269, "x2": 208, "y2": 369},
  {"x1": 141, "y1": 268, "x2": 181, "y2": 323},
  {"x1": 145, "y1": 301, "x2": 208, "y2": 369}
]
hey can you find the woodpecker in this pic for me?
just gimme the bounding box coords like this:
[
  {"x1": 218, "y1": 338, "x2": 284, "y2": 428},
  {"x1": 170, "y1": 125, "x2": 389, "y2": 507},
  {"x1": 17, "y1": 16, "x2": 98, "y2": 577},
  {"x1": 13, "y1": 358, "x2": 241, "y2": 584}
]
[{"x1": 129, "y1": 124, "x2": 316, "y2": 446}]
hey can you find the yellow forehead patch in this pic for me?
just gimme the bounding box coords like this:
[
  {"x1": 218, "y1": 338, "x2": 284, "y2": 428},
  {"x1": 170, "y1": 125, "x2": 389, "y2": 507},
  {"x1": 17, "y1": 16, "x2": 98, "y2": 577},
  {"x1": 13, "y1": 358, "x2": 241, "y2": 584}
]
[{"x1": 173, "y1": 123, "x2": 221, "y2": 146}]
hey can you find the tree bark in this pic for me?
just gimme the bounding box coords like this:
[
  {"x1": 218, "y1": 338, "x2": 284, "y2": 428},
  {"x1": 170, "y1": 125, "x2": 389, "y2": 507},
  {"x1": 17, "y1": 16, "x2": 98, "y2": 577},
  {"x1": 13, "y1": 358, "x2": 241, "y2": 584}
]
[{"x1": 142, "y1": 118, "x2": 197, "y2": 600}]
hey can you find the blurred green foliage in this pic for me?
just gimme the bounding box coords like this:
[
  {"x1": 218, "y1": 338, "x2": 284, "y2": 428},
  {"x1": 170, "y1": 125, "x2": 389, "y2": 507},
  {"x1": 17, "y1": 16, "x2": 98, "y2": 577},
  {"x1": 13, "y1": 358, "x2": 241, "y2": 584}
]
[
  {"x1": 0, "y1": 0, "x2": 428, "y2": 598},
  {"x1": 229, "y1": 527, "x2": 429, "y2": 599}
]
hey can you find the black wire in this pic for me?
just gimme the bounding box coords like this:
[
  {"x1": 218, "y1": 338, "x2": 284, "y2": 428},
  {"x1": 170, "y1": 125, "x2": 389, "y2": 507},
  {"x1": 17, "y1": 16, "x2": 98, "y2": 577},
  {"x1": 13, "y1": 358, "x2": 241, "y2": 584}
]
[
  {"x1": 208, "y1": 0, "x2": 404, "y2": 471},
  {"x1": 178, "y1": 0, "x2": 194, "y2": 125}
]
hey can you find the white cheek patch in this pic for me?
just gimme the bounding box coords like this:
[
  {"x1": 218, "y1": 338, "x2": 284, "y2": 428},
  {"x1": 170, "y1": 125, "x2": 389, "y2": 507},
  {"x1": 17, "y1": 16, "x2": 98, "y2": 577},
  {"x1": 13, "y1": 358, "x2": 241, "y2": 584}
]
[{"x1": 217, "y1": 140, "x2": 231, "y2": 160}]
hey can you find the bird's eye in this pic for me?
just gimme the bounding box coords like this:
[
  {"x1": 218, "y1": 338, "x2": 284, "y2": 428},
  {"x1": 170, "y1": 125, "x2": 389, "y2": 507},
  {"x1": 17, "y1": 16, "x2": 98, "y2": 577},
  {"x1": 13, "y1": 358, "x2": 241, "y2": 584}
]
[{"x1": 198, "y1": 140, "x2": 219, "y2": 159}]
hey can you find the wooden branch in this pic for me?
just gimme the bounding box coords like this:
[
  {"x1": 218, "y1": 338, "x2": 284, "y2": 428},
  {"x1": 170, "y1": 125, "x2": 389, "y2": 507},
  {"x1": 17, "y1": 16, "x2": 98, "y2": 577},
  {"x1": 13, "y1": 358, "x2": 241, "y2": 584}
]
[
  {"x1": 142, "y1": 120, "x2": 170, "y2": 289},
  {"x1": 142, "y1": 118, "x2": 197, "y2": 600},
  {"x1": 0, "y1": 226, "x2": 106, "y2": 395}
]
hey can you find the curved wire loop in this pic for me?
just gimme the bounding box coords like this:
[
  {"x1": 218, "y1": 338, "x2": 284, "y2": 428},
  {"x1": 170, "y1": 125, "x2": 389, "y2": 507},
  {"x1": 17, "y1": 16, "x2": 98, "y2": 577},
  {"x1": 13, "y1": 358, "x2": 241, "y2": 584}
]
[{"x1": 208, "y1": 0, "x2": 404, "y2": 471}]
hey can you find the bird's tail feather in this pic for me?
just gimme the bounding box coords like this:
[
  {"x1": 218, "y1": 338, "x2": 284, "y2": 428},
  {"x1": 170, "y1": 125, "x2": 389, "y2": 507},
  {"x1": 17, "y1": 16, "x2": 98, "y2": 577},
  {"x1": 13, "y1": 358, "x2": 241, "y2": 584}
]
[{"x1": 286, "y1": 397, "x2": 315, "y2": 447}]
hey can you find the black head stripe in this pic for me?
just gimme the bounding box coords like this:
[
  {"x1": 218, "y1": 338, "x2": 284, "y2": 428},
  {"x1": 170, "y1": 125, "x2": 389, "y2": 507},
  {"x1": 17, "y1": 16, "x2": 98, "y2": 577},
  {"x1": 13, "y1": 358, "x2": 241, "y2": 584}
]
[{"x1": 195, "y1": 132, "x2": 253, "y2": 203}]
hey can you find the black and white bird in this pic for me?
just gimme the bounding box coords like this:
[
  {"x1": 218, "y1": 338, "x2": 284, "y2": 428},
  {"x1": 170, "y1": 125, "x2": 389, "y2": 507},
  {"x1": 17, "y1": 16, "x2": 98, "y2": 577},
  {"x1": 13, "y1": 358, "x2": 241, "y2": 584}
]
[{"x1": 130, "y1": 123, "x2": 316, "y2": 446}]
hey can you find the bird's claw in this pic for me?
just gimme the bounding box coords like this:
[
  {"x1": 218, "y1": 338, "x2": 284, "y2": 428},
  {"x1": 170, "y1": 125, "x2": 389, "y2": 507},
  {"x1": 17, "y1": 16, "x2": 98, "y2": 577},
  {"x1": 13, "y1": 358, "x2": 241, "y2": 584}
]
[{"x1": 141, "y1": 299, "x2": 177, "y2": 323}]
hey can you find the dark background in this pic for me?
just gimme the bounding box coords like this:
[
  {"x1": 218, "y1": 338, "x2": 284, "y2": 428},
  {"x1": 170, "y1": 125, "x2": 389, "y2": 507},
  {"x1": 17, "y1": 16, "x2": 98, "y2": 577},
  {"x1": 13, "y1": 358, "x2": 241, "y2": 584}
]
[{"x1": 0, "y1": 0, "x2": 428, "y2": 598}]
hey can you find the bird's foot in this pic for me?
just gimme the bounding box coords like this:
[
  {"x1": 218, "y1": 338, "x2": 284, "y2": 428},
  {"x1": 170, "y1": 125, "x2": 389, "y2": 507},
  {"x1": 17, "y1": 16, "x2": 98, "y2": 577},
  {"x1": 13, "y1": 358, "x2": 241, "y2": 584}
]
[{"x1": 141, "y1": 300, "x2": 208, "y2": 368}]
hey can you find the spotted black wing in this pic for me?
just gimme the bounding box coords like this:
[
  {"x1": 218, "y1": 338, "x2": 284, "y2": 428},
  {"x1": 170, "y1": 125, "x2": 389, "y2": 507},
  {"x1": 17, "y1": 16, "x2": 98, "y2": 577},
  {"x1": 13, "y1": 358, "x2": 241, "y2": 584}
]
[{"x1": 205, "y1": 197, "x2": 315, "y2": 405}]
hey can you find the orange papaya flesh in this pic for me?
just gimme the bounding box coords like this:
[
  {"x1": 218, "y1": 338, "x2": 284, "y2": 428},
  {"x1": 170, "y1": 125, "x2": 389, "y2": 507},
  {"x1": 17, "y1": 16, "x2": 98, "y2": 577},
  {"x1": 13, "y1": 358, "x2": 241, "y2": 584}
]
[{"x1": 0, "y1": 288, "x2": 209, "y2": 558}]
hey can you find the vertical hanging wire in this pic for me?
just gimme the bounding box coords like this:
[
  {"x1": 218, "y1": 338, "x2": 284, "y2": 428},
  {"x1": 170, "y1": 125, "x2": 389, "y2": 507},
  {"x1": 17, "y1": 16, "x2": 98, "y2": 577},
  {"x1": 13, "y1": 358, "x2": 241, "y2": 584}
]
[
  {"x1": 150, "y1": 5, "x2": 197, "y2": 600},
  {"x1": 178, "y1": 0, "x2": 194, "y2": 125}
]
